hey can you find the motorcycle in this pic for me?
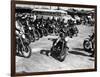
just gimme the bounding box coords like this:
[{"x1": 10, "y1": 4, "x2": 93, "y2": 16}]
[
  {"x1": 19, "y1": 19, "x2": 35, "y2": 42},
  {"x1": 48, "y1": 37, "x2": 69, "y2": 62},
  {"x1": 44, "y1": 23, "x2": 54, "y2": 35},
  {"x1": 28, "y1": 26, "x2": 36, "y2": 42},
  {"x1": 35, "y1": 23, "x2": 44, "y2": 38},
  {"x1": 16, "y1": 30, "x2": 32, "y2": 58},
  {"x1": 30, "y1": 25, "x2": 40, "y2": 41},
  {"x1": 83, "y1": 33, "x2": 94, "y2": 52},
  {"x1": 66, "y1": 27, "x2": 74, "y2": 38},
  {"x1": 28, "y1": 18, "x2": 40, "y2": 41},
  {"x1": 66, "y1": 25, "x2": 79, "y2": 38},
  {"x1": 34, "y1": 29, "x2": 40, "y2": 40},
  {"x1": 39, "y1": 24, "x2": 48, "y2": 36},
  {"x1": 73, "y1": 26, "x2": 79, "y2": 37}
]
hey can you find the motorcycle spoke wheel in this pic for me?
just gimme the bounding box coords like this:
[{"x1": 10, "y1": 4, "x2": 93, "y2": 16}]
[
  {"x1": 31, "y1": 36, "x2": 35, "y2": 42},
  {"x1": 58, "y1": 48, "x2": 67, "y2": 62},
  {"x1": 85, "y1": 42, "x2": 90, "y2": 49},
  {"x1": 43, "y1": 29, "x2": 48, "y2": 36},
  {"x1": 21, "y1": 46, "x2": 32, "y2": 58},
  {"x1": 84, "y1": 41, "x2": 92, "y2": 51}
]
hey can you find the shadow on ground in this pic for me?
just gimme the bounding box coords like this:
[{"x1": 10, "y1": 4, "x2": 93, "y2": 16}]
[
  {"x1": 40, "y1": 50, "x2": 64, "y2": 62},
  {"x1": 72, "y1": 47, "x2": 93, "y2": 53},
  {"x1": 72, "y1": 47, "x2": 85, "y2": 51},
  {"x1": 69, "y1": 50, "x2": 89, "y2": 57},
  {"x1": 16, "y1": 53, "x2": 24, "y2": 57}
]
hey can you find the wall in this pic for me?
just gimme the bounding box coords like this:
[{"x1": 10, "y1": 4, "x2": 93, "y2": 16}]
[{"x1": 0, "y1": 0, "x2": 100, "y2": 77}]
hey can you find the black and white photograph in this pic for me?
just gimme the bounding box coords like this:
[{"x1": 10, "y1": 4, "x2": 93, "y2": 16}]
[{"x1": 13, "y1": 1, "x2": 97, "y2": 76}]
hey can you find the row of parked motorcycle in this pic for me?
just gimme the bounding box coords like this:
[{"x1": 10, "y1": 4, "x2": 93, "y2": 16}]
[
  {"x1": 16, "y1": 13, "x2": 95, "y2": 59},
  {"x1": 16, "y1": 13, "x2": 79, "y2": 58}
]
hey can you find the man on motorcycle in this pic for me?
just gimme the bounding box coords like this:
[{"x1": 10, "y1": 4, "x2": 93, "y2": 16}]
[
  {"x1": 39, "y1": 16, "x2": 44, "y2": 25},
  {"x1": 16, "y1": 18, "x2": 25, "y2": 35},
  {"x1": 51, "y1": 16, "x2": 56, "y2": 24},
  {"x1": 67, "y1": 19, "x2": 78, "y2": 38},
  {"x1": 16, "y1": 20, "x2": 25, "y2": 54},
  {"x1": 33, "y1": 16, "x2": 39, "y2": 26},
  {"x1": 54, "y1": 32, "x2": 69, "y2": 48},
  {"x1": 16, "y1": 14, "x2": 32, "y2": 58},
  {"x1": 48, "y1": 32, "x2": 69, "y2": 61},
  {"x1": 16, "y1": 19, "x2": 26, "y2": 55}
]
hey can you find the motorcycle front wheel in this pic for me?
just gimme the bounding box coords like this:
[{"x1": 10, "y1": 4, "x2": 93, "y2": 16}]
[
  {"x1": 83, "y1": 40, "x2": 92, "y2": 51},
  {"x1": 42, "y1": 28, "x2": 48, "y2": 36},
  {"x1": 34, "y1": 30, "x2": 40, "y2": 40},
  {"x1": 21, "y1": 46, "x2": 32, "y2": 58},
  {"x1": 37, "y1": 29, "x2": 43, "y2": 38},
  {"x1": 58, "y1": 48, "x2": 68, "y2": 62}
]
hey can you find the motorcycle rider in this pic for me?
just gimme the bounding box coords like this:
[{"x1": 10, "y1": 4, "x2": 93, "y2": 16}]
[
  {"x1": 48, "y1": 32, "x2": 69, "y2": 56},
  {"x1": 39, "y1": 16, "x2": 44, "y2": 24},
  {"x1": 67, "y1": 19, "x2": 77, "y2": 38},
  {"x1": 16, "y1": 14, "x2": 25, "y2": 35},
  {"x1": 46, "y1": 17, "x2": 51, "y2": 25},
  {"x1": 45, "y1": 17, "x2": 53, "y2": 31},
  {"x1": 16, "y1": 13, "x2": 32, "y2": 58},
  {"x1": 16, "y1": 17, "x2": 25, "y2": 55},
  {"x1": 33, "y1": 16, "x2": 39, "y2": 27},
  {"x1": 59, "y1": 18, "x2": 66, "y2": 33},
  {"x1": 51, "y1": 16, "x2": 56, "y2": 24}
]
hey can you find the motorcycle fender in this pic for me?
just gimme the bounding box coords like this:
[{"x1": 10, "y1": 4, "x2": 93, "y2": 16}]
[{"x1": 84, "y1": 38, "x2": 90, "y2": 42}]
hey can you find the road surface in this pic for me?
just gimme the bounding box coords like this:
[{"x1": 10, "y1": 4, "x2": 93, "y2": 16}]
[{"x1": 16, "y1": 25, "x2": 95, "y2": 73}]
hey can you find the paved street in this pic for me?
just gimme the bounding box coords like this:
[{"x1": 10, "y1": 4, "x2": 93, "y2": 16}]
[{"x1": 16, "y1": 25, "x2": 95, "y2": 73}]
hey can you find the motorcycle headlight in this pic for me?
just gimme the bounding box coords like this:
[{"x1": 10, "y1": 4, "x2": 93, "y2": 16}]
[
  {"x1": 65, "y1": 37, "x2": 69, "y2": 42},
  {"x1": 22, "y1": 34, "x2": 25, "y2": 39},
  {"x1": 37, "y1": 24, "x2": 39, "y2": 27},
  {"x1": 29, "y1": 27, "x2": 32, "y2": 30}
]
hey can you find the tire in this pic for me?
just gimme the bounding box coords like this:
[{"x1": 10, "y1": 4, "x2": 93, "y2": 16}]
[
  {"x1": 21, "y1": 46, "x2": 32, "y2": 58},
  {"x1": 43, "y1": 28, "x2": 48, "y2": 36},
  {"x1": 30, "y1": 35, "x2": 35, "y2": 42},
  {"x1": 83, "y1": 40, "x2": 92, "y2": 51},
  {"x1": 34, "y1": 30, "x2": 40, "y2": 40},
  {"x1": 16, "y1": 44, "x2": 20, "y2": 56},
  {"x1": 25, "y1": 34, "x2": 31, "y2": 44},
  {"x1": 59, "y1": 54, "x2": 66, "y2": 62},
  {"x1": 38, "y1": 29, "x2": 43, "y2": 38},
  {"x1": 47, "y1": 28, "x2": 53, "y2": 34},
  {"x1": 58, "y1": 48, "x2": 67, "y2": 62},
  {"x1": 25, "y1": 37, "x2": 31, "y2": 44},
  {"x1": 25, "y1": 33, "x2": 35, "y2": 42}
]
